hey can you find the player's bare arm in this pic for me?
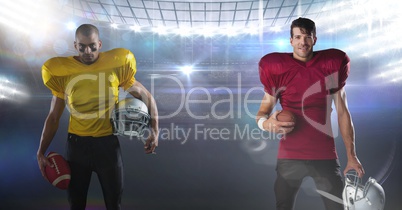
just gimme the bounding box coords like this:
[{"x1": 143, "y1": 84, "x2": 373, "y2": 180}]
[
  {"x1": 256, "y1": 92, "x2": 295, "y2": 134},
  {"x1": 333, "y1": 87, "x2": 365, "y2": 177},
  {"x1": 37, "y1": 96, "x2": 65, "y2": 180},
  {"x1": 127, "y1": 81, "x2": 159, "y2": 154}
]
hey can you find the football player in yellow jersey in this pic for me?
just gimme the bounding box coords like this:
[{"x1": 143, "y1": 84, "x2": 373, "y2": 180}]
[{"x1": 36, "y1": 24, "x2": 159, "y2": 210}]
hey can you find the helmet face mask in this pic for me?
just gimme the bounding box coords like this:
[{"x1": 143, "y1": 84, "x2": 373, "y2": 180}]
[
  {"x1": 342, "y1": 171, "x2": 385, "y2": 210},
  {"x1": 111, "y1": 98, "x2": 150, "y2": 138}
]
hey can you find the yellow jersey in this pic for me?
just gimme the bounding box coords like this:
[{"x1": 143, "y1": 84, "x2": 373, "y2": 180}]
[{"x1": 42, "y1": 48, "x2": 136, "y2": 137}]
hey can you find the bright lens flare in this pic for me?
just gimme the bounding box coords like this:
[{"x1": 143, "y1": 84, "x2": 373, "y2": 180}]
[
  {"x1": 0, "y1": 0, "x2": 53, "y2": 34},
  {"x1": 181, "y1": 66, "x2": 193, "y2": 75}
]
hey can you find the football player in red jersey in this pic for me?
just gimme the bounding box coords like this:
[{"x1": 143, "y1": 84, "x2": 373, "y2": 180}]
[
  {"x1": 256, "y1": 17, "x2": 364, "y2": 210},
  {"x1": 37, "y1": 24, "x2": 159, "y2": 210}
]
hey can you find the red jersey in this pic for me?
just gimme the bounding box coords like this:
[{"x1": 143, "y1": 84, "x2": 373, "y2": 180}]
[{"x1": 259, "y1": 49, "x2": 350, "y2": 160}]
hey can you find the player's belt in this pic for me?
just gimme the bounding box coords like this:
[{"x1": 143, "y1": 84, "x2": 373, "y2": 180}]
[{"x1": 68, "y1": 133, "x2": 115, "y2": 141}]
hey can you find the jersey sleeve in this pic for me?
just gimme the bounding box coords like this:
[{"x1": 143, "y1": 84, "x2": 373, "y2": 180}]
[
  {"x1": 329, "y1": 51, "x2": 350, "y2": 94},
  {"x1": 259, "y1": 59, "x2": 273, "y2": 96},
  {"x1": 41, "y1": 62, "x2": 65, "y2": 99},
  {"x1": 119, "y1": 50, "x2": 137, "y2": 90},
  {"x1": 258, "y1": 54, "x2": 284, "y2": 97}
]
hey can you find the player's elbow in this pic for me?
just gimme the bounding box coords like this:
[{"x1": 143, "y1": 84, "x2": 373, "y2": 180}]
[{"x1": 127, "y1": 86, "x2": 146, "y2": 100}]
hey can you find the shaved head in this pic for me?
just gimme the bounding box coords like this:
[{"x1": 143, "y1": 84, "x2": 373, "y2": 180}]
[{"x1": 75, "y1": 24, "x2": 99, "y2": 38}]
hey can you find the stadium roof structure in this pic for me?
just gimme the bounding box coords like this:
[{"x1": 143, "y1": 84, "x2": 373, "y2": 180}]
[{"x1": 63, "y1": 0, "x2": 337, "y2": 35}]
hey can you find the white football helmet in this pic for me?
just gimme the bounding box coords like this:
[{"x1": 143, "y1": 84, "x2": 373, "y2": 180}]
[
  {"x1": 111, "y1": 98, "x2": 150, "y2": 138},
  {"x1": 342, "y1": 170, "x2": 385, "y2": 210}
]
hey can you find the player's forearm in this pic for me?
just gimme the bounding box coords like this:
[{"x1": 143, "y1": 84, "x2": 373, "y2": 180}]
[
  {"x1": 127, "y1": 83, "x2": 159, "y2": 135},
  {"x1": 139, "y1": 88, "x2": 159, "y2": 134},
  {"x1": 256, "y1": 109, "x2": 272, "y2": 121},
  {"x1": 338, "y1": 111, "x2": 357, "y2": 159},
  {"x1": 256, "y1": 93, "x2": 276, "y2": 123},
  {"x1": 37, "y1": 117, "x2": 60, "y2": 156},
  {"x1": 148, "y1": 94, "x2": 159, "y2": 135},
  {"x1": 334, "y1": 88, "x2": 358, "y2": 159}
]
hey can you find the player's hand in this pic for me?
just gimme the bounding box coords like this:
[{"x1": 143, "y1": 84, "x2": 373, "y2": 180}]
[
  {"x1": 144, "y1": 129, "x2": 158, "y2": 154},
  {"x1": 343, "y1": 156, "x2": 365, "y2": 178},
  {"x1": 263, "y1": 111, "x2": 295, "y2": 134},
  {"x1": 37, "y1": 152, "x2": 53, "y2": 181}
]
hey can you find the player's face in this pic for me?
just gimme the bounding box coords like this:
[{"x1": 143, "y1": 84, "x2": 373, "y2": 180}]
[
  {"x1": 290, "y1": 27, "x2": 316, "y2": 62},
  {"x1": 74, "y1": 32, "x2": 102, "y2": 65}
]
